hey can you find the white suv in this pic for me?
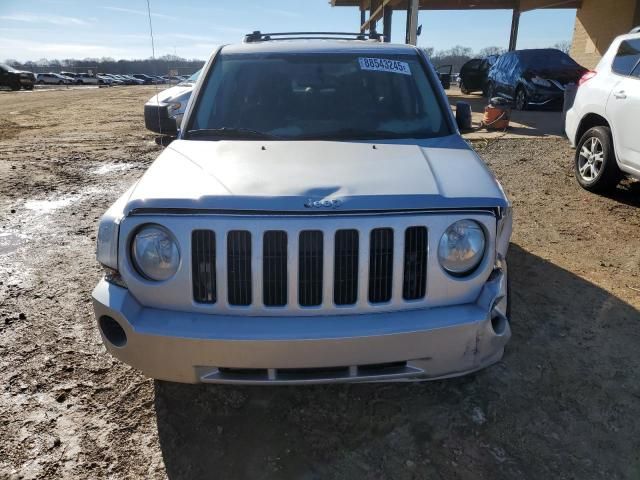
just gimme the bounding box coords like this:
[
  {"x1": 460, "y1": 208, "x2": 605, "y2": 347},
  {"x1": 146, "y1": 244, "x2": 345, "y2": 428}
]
[{"x1": 565, "y1": 28, "x2": 640, "y2": 192}]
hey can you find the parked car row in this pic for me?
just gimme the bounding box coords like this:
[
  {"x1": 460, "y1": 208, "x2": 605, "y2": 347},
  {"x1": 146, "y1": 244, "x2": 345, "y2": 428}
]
[{"x1": 9, "y1": 70, "x2": 194, "y2": 88}]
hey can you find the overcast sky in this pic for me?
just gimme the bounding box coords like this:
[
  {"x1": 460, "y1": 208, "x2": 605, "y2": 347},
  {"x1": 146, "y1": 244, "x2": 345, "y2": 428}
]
[{"x1": 0, "y1": 0, "x2": 577, "y2": 62}]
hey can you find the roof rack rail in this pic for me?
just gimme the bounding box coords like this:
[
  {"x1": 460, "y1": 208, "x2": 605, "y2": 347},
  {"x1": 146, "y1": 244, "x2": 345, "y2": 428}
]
[
  {"x1": 630, "y1": 26, "x2": 640, "y2": 34},
  {"x1": 243, "y1": 31, "x2": 383, "y2": 43}
]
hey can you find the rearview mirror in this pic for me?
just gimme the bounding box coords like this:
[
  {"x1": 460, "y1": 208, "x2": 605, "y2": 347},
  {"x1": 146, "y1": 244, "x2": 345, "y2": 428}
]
[{"x1": 144, "y1": 104, "x2": 178, "y2": 137}]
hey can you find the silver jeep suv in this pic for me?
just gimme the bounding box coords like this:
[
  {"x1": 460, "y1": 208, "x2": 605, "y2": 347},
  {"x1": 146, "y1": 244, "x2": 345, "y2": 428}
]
[{"x1": 93, "y1": 32, "x2": 512, "y2": 384}]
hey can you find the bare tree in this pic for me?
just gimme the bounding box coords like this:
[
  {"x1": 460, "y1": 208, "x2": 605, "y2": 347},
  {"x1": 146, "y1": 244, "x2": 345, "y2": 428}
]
[
  {"x1": 478, "y1": 46, "x2": 506, "y2": 57},
  {"x1": 552, "y1": 41, "x2": 572, "y2": 54}
]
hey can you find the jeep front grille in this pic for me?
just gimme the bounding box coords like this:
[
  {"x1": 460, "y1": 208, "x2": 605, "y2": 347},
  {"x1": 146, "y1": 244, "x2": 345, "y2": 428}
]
[{"x1": 191, "y1": 226, "x2": 429, "y2": 309}]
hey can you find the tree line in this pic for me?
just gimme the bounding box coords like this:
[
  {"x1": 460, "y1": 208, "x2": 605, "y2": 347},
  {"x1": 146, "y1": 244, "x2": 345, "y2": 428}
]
[
  {"x1": 425, "y1": 41, "x2": 572, "y2": 72},
  {"x1": 5, "y1": 41, "x2": 571, "y2": 76},
  {"x1": 3, "y1": 54, "x2": 205, "y2": 76}
]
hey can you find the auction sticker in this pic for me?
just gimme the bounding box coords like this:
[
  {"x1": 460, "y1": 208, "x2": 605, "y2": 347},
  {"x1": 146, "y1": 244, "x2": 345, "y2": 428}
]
[{"x1": 358, "y1": 57, "x2": 411, "y2": 75}]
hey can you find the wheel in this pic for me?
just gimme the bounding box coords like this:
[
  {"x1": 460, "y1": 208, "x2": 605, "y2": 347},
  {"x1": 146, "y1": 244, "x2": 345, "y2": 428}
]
[
  {"x1": 37, "y1": 80, "x2": 44, "y2": 85},
  {"x1": 574, "y1": 126, "x2": 621, "y2": 192},
  {"x1": 514, "y1": 87, "x2": 528, "y2": 110},
  {"x1": 58, "y1": 80, "x2": 63, "y2": 85},
  {"x1": 23, "y1": 85, "x2": 33, "y2": 90},
  {"x1": 485, "y1": 81, "x2": 494, "y2": 99},
  {"x1": 10, "y1": 81, "x2": 20, "y2": 91},
  {"x1": 98, "y1": 79, "x2": 104, "y2": 85},
  {"x1": 460, "y1": 81, "x2": 471, "y2": 95}
]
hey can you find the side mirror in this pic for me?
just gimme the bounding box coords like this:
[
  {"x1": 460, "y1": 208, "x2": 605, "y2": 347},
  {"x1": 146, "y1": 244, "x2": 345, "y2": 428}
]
[
  {"x1": 144, "y1": 103, "x2": 178, "y2": 137},
  {"x1": 455, "y1": 101, "x2": 472, "y2": 131}
]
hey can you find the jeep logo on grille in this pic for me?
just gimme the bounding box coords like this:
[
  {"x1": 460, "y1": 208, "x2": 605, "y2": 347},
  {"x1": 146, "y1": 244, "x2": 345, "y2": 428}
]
[{"x1": 304, "y1": 198, "x2": 343, "y2": 209}]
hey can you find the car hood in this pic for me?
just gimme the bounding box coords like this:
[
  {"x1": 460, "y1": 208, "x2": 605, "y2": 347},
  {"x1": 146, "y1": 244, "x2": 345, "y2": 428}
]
[
  {"x1": 122, "y1": 135, "x2": 508, "y2": 214},
  {"x1": 145, "y1": 85, "x2": 194, "y2": 106}
]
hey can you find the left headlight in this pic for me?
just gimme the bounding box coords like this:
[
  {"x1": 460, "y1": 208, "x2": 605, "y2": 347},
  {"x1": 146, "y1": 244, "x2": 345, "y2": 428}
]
[
  {"x1": 131, "y1": 224, "x2": 180, "y2": 281},
  {"x1": 438, "y1": 220, "x2": 486, "y2": 276},
  {"x1": 531, "y1": 76, "x2": 552, "y2": 88}
]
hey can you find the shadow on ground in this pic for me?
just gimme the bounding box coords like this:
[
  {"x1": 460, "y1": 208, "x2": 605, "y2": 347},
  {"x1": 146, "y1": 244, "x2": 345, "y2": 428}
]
[{"x1": 154, "y1": 244, "x2": 640, "y2": 480}]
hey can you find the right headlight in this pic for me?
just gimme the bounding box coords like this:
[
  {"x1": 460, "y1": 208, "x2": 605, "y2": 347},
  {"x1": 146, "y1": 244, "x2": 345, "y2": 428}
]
[
  {"x1": 131, "y1": 225, "x2": 180, "y2": 281},
  {"x1": 438, "y1": 219, "x2": 486, "y2": 276}
]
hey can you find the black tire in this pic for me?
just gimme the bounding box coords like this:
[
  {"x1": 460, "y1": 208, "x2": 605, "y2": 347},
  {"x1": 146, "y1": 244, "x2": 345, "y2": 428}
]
[
  {"x1": 574, "y1": 126, "x2": 621, "y2": 193},
  {"x1": 10, "y1": 81, "x2": 20, "y2": 91},
  {"x1": 23, "y1": 85, "x2": 33, "y2": 91},
  {"x1": 460, "y1": 81, "x2": 471, "y2": 95},
  {"x1": 58, "y1": 80, "x2": 63, "y2": 85},
  {"x1": 37, "y1": 80, "x2": 44, "y2": 85},
  {"x1": 485, "y1": 81, "x2": 494, "y2": 99},
  {"x1": 514, "y1": 87, "x2": 528, "y2": 111}
]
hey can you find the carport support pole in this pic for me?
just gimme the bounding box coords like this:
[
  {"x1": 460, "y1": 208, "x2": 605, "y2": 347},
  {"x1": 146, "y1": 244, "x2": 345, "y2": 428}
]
[
  {"x1": 383, "y1": 7, "x2": 393, "y2": 42},
  {"x1": 509, "y1": 6, "x2": 520, "y2": 51},
  {"x1": 360, "y1": 8, "x2": 366, "y2": 32},
  {"x1": 370, "y1": 1, "x2": 377, "y2": 33},
  {"x1": 405, "y1": 0, "x2": 419, "y2": 45}
]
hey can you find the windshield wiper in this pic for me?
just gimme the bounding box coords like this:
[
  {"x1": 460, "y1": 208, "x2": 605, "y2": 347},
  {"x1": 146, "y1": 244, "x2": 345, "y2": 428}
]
[
  {"x1": 296, "y1": 128, "x2": 430, "y2": 140},
  {"x1": 186, "y1": 127, "x2": 281, "y2": 140}
]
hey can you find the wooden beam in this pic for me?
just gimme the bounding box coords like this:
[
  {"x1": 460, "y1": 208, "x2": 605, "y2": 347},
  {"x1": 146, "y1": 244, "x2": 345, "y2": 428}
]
[
  {"x1": 340, "y1": 0, "x2": 581, "y2": 9},
  {"x1": 519, "y1": 0, "x2": 581, "y2": 11},
  {"x1": 508, "y1": 4, "x2": 520, "y2": 51},
  {"x1": 360, "y1": 0, "x2": 402, "y2": 31}
]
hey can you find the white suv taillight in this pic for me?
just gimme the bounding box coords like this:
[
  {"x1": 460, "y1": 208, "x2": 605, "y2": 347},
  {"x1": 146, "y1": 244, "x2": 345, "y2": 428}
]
[{"x1": 579, "y1": 71, "x2": 597, "y2": 86}]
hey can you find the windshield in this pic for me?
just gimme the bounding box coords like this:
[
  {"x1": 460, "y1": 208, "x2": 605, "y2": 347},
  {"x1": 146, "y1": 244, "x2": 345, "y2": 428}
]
[
  {"x1": 188, "y1": 52, "x2": 449, "y2": 141},
  {"x1": 519, "y1": 50, "x2": 580, "y2": 69},
  {"x1": 179, "y1": 69, "x2": 201, "y2": 86}
]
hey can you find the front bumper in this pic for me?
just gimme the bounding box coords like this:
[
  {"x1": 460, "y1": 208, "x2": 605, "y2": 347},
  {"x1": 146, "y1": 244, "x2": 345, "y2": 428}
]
[
  {"x1": 92, "y1": 269, "x2": 510, "y2": 384},
  {"x1": 526, "y1": 86, "x2": 565, "y2": 109}
]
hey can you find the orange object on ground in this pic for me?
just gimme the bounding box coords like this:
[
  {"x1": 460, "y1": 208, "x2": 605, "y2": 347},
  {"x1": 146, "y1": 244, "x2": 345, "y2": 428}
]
[{"x1": 481, "y1": 105, "x2": 511, "y2": 130}]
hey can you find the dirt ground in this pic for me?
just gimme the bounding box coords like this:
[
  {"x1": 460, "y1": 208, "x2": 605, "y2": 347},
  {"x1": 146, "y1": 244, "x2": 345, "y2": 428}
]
[{"x1": 0, "y1": 86, "x2": 639, "y2": 480}]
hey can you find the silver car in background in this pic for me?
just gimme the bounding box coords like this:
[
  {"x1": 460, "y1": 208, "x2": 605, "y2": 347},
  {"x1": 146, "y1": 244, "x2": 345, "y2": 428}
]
[{"x1": 144, "y1": 69, "x2": 201, "y2": 135}]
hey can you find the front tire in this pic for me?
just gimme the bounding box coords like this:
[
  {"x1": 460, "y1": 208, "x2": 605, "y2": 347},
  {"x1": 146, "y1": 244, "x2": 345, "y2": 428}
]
[
  {"x1": 575, "y1": 126, "x2": 620, "y2": 193},
  {"x1": 460, "y1": 81, "x2": 471, "y2": 95},
  {"x1": 514, "y1": 87, "x2": 528, "y2": 110},
  {"x1": 485, "y1": 81, "x2": 494, "y2": 99}
]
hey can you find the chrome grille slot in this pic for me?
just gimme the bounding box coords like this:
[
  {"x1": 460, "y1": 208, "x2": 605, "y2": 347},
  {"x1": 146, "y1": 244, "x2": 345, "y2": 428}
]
[
  {"x1": 403, "y1": 226, "x2": 428, "y2": 300},
  {"x1": 298, "y1": 230, "x2": 323, "y2": 307},
  {"x1": 191, "y1": 230, "x2": 216, "y2": 304},
  {"x1": 334, "y1": 229, "x2": 359, "y2": 305},
  {"x1": 368, "y1": 228, "x2": 394, "y2": 303},
  {"x1": 263, "y1": 231, "x2": 288, "y2": 306},
  {"x1": 227, "y1": 230, "x2": 252, "y2": 306}
]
